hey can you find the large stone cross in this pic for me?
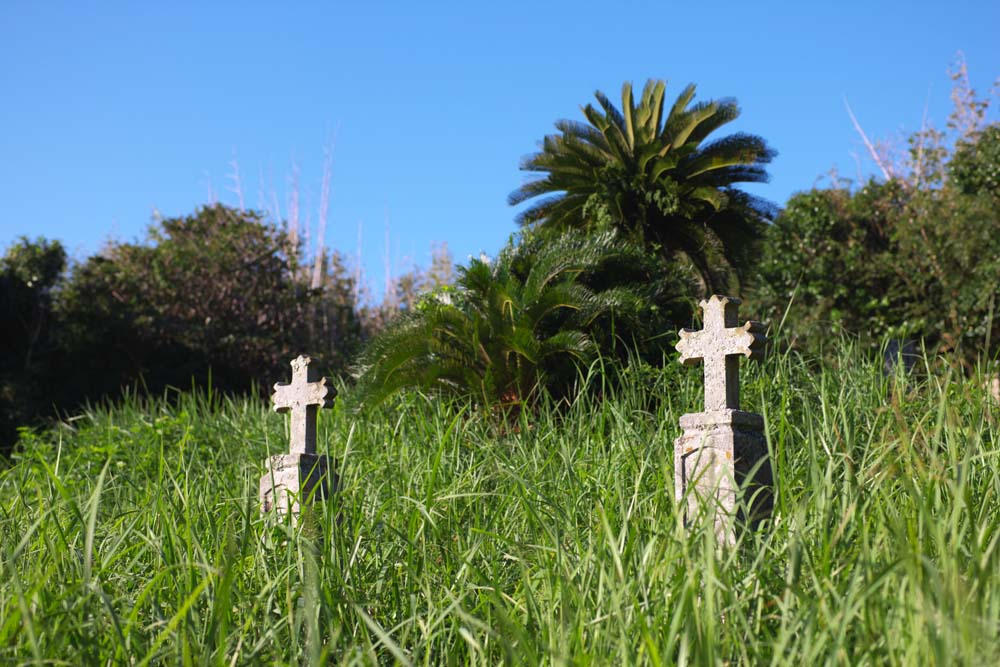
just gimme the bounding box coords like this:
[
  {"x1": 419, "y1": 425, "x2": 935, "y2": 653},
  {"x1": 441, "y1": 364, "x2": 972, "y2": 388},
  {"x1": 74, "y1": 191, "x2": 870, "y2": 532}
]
[
  {"x1": 272, "y1": 355, "x2": 334, "y2": 455},
  {"x1": 676, "y1": 296, "x2": 765, "y2": 412}
]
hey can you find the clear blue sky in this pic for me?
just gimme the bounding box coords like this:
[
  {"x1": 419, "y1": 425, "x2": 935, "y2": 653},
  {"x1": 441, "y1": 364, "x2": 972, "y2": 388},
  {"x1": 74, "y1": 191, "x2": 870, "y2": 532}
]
[{"x1": 2, "y1": 1, "x2": 997, "y2": 300}]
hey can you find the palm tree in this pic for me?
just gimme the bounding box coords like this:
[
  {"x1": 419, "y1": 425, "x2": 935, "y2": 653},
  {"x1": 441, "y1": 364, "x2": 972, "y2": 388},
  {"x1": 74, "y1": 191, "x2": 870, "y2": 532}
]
[
  {"x1": 350, "y1": 230, "x2": 655, "y2": 410},
  {"x1": 508, "y1": 79, "x2": 776, "y2": 294}
]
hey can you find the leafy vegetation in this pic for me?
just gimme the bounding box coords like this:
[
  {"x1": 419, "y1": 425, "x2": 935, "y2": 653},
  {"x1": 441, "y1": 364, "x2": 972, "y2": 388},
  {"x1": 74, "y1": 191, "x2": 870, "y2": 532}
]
[
  {"x1": 0, "y1": 205, "x2": 365, "y2": 453},
  {"x1": 58, "y1": 205, "x2": 351, "y2": 394},
  {"x1": 350, "y1": 230, "x2": 674, "y2": 410},
  {"x1": 509, "y1": 79, "x2": 776, "y2": 294},
  {"x1": 752, "y1": 121, "x2": 1000, "y2": 366},
  {"x1": 3, "y1": 344, "x2": 999, "y2": 663},
  {"x1": 0, "y1": 237, "x2": 67, "y2": 454},
  {"x1": 3, "y1": 60, "x2": 1000, "y2": 664}
]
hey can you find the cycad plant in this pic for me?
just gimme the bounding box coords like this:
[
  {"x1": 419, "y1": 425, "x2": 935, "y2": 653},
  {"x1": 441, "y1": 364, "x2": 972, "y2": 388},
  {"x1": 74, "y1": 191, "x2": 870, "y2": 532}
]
[
  {"x1": 350, "y1": 230, "x2": 659, "y2": 410},
  {"x1": 509, "y1": 79, "x2": 776, "y2": 294}
]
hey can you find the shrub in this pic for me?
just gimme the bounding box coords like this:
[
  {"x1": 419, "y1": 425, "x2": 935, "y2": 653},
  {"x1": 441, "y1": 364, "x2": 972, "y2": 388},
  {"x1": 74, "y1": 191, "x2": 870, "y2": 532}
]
[
  {"x1": 752, "y1": 124, "x2": 1000, "y2": 367},
  {"x1": 1, "y1": 205, "x2": 366, "y2": 455},
  {"x1": 751, "y1": 182, "x2": 910, "y2": 353},
  {"x1": 350, "y1": 230, "x2": 676, "y2": 411},
  {"x1": 0, "y1": 237, "x2": 66, "y2": 454},
  {"x1": 56, "y1": 204, "x2": 364, "y2": 402}
]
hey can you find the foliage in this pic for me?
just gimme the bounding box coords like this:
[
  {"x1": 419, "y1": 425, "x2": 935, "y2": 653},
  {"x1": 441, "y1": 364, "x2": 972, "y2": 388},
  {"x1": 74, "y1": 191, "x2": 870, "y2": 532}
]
[
  {"x1": 300, "y1": 248, "x2": 368, "y2": 373},
  {"x1": 950, "y1": 124, "x2": 1000, "y2": 197},
  {"x1": 350, "y1": 230, "x2": 665, "y2": 410},
  {"x1": 0, "y1": 237, "x2": 66, "y2": 454},
  {"x1": 3, "y1": 344, "x2": 1000, "y2": 663},
  {"x1": 751, "y1": 182, "x2": 910, "y2": 353},
  {"x1": 0, "y1": 205, "x2": 366, "y2": 455},
  {"x1": 755, "y1": 160, "x2": 1000, "y2": 365},
  {"x1": 891, "y1": 156, "x2": 1000, "y2": 362},
  {"x1": 55, "y1": 205, "x2": 358, "y2": 400},
  {"x1": 359, "y1": 242, "x2": 455, "y2": 333},
  {"x1": 509, "y1": 79, "x2": 776, "y2": 294},
  {"x1": 753, "y1": 70, "x2": 1000, "y2": 367}
]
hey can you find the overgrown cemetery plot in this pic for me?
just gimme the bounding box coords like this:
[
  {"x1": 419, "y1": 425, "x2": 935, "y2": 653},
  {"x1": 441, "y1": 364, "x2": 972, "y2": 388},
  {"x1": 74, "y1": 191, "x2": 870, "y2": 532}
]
[
  {"x1": 2, "y1": 66, "x2": 998, "y2": 665},
  {"x1": 2, "y1": 341, "x2": 999, "y2": 664}
]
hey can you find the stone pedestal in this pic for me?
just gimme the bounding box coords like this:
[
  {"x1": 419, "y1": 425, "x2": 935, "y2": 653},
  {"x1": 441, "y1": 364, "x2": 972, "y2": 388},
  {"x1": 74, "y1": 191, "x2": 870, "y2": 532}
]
[
  {"x1": 674, "y1": 409, "x2": 772, "y2": 542},
  {"x1": 259, "y1": 453, "x2": 335, "y2": 518}
]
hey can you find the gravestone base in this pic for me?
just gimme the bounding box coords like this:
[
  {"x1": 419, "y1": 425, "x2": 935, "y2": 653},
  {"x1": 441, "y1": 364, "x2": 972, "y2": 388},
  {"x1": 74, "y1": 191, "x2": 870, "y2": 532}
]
[
  {"x1": 259, "y1": 453, "x2": 335, "y2": 519},
  {"x1": 674, "y1": 409, "x2": 772, "y2": 543}
]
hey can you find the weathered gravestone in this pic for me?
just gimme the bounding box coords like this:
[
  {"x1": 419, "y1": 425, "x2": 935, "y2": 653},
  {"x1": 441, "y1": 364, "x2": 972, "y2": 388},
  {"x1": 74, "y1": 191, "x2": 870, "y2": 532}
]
[
  {"x1": 260, "y1": 355, "x2": 336, "y2": 519},
  {"x1": 674, "y1": 295, "x2": 771, "y2": 544}
]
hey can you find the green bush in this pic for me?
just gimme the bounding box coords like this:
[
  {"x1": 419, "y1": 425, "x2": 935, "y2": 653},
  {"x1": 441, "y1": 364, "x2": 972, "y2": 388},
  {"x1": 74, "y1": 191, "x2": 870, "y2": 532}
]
[
  {"x1": 752, "y1": 124, "x2": 1000, "y2": 367},
  {"x1": 951, "y1": 124, "x2": 1000, "y2": 197},
  {"x1": 350, "y1": 229, "x2": 680, "y2": 411},
  {"x1": 751, "y1": 182, "x2": 909, "y2": 353},
  {"x1": 0, "y1": 237, "x2": 66, "y2": 454},
  {"x1": 1, "y1": 205, "x2": 365, "y2": 454},
  {"x1": 56, "y1": 204, "x2": 363, "y2": 400}
]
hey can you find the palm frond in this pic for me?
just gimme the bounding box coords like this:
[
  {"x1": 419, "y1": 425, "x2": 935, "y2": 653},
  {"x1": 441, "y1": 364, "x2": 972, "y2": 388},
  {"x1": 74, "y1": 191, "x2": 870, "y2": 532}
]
[
  {"x1": 681, "y1": 133, "x2": 776, "y2": 177},
  {"x1": 685, "y1": 99, "x2": 740, "y2": 144},
  {"x1": 585, "y1": 97, "x2": 631, "y2": 163},
  {"x1": 635, "y1": 79, "x2": 666, "y2": 144},
  {"x1": 540, "y1": 329, "x2": 594, "y2": 358},
  {"x1": 620, "y1": 81, "x2": 636, "y2": 151},
  {"x1": 507, "y1": 78, "x2": 775, "y2": 299},
  {"x1": 665, "y1": 100, "x2": 720, "y2": 150}
]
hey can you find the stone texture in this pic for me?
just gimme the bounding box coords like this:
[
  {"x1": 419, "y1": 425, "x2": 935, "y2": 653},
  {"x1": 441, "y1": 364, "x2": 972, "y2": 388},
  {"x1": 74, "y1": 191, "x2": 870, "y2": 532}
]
[
  {"x1": 259, "y1": 453, "x2": 335, "y2": 516},
  {"x1": 675, "y1": 410, "x2": 772, "y2": 541},
  {"x1": 272, "y1": 355, "x2": 334, "y2": 455},
  {"x1": 676, "y1": 296, "x2": 765, "y2": 412},
  {"x1": 261, "y1": 355, "x2": 335, "y2": 519},
  {"x1": 675, "y1": 296, "x2": 770, "y2": 543}
]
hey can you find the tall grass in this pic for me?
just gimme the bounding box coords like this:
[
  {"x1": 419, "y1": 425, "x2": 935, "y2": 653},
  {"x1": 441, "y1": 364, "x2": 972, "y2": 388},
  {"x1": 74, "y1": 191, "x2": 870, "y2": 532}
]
[{"x1": 1, "y1": 343, "x2": 999, "y2": 664}]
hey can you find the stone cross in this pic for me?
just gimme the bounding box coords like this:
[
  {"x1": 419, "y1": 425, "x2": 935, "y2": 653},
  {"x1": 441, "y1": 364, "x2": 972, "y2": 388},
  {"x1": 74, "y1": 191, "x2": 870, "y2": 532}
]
[
  {"x1": 260, "y1": 355, "x2": 336, "y2": 520},
  {"x1": 272, "y1": 355, "x2": 333, "y2": 455},
  {"x1": 676, "y1": 295, "x2": 765, "y2": 412},
  {"x1": 674, "y1": 295, "x2": 770, "y2": 544}
]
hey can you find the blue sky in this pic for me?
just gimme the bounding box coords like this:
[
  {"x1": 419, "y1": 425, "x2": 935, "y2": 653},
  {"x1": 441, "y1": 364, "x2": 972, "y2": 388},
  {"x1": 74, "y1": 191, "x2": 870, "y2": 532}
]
[{"x1": 1, "y1": 1, "x2": 997, "y2": 300}]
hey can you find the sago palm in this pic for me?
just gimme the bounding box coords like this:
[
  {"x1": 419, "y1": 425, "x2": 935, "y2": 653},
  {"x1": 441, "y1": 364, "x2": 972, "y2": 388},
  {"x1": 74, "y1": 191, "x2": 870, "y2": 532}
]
[
  {"x1": 509, "y1": 79, "x2": 776, "y2": 294},
  {"x1": 350, "y1": 230, "x2": 653, "y2": 410}
]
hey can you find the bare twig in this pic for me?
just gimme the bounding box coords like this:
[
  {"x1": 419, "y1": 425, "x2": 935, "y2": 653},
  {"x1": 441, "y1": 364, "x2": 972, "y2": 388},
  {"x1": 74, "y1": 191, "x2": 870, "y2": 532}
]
[
  {"x1": 204, "y1": 170, "x2": 216, "y2": 204},
  {"x1": 257, "y1": 167, "x2": 267, "y2": 214},
  {"x1": 849, "y1": 150, "x2": 864, "y2": 185},
  {"x1": 302, "y1": 205, "x2": 312, "y2": 280},
  {"x1": 384, "y1": 209, "x2": 394, "y2": 311},
  {"x1": 355, "y1": 218, "x2": 363, "y2": 308},
  {"x1": 947, "y1": 51, "x2": 985, "y2": 139},
  {"x1": 913, "y1": 94, "x2": 931, "y2": 188},
  {"x1": 844, "y1": 97, "x2": 895, "y2": 181},
  {"x1": 287, "y1": 159, "x2": 300, "y2": 252},
  {"x1": 269, "y1": 166, "x2": 282, "y2": 227},
  {"x1": 311, "y1": 136, "x2": 336, "y2": 290},
  {"x1": 227, "y1": 149, "x2": 244, "y2": 211}
]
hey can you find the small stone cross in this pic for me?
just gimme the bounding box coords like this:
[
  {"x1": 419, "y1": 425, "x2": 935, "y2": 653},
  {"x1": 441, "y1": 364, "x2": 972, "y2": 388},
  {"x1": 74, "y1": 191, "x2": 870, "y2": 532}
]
[
  {"x1": 676, "y1": 296, "x2": 765, "y2": 412},
  {"x1": 272, "y1": 355, "x2": 334, "y2": 455}
]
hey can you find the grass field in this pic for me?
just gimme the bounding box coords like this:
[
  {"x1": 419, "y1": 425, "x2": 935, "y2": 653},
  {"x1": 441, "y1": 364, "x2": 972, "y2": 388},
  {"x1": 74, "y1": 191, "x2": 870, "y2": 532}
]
[{"x1": 2, "y1": 345, "x2": 999, "y2": 665}]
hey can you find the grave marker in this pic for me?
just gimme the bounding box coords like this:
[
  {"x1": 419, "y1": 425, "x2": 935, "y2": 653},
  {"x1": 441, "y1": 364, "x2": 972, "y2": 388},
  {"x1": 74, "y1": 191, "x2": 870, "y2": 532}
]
[
  {"x1": 260, "y1": 355, "x2": 336, "y2": 519},
  {"x1": 674, "y1": 295, "x2": 771, "y2": 543}
]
